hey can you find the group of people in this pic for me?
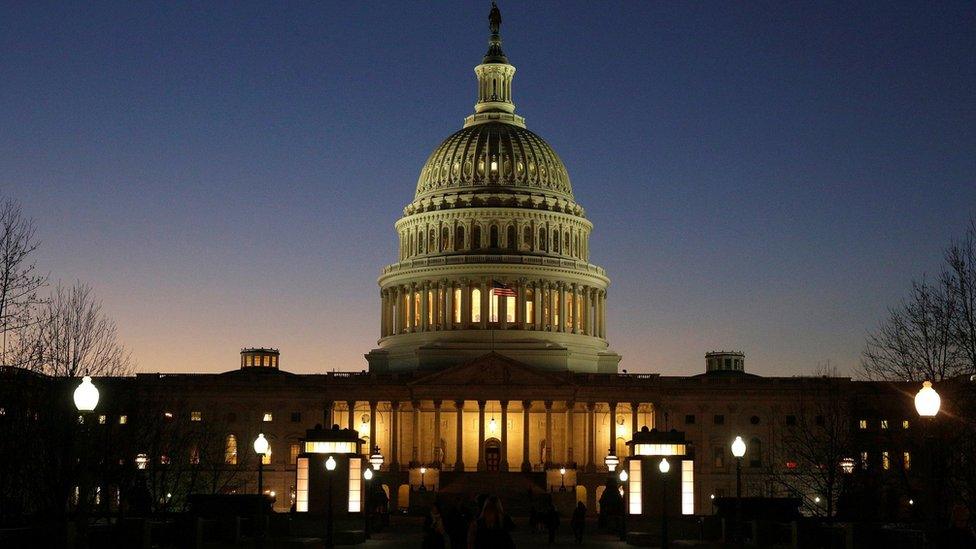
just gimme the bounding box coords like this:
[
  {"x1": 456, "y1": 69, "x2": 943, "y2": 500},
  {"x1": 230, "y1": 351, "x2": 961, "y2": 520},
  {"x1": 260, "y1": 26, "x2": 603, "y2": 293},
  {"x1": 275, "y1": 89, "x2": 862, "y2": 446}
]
[{"x1": 422, "y1": 495, "x2": 588, "y2": 548}]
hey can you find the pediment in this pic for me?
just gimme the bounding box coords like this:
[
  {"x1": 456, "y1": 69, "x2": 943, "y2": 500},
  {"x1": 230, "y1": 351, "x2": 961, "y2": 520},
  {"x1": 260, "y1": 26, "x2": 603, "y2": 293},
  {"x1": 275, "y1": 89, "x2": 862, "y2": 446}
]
[{"x1": 409, "y1": 352, "x2": 569, "y2": 388}]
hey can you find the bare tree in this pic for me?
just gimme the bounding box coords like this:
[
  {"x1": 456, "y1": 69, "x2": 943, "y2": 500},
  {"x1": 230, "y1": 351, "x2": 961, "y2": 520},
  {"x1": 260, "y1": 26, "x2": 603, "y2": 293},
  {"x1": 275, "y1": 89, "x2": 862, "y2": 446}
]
[
  {"x1": 19, "y1": 282, "x2": 132, "y2": 377},
  {"x1": 861, "y1": 277, "x2": 962, "y2": 382},
  {"x1": 945, "y1": 219, "x2": 976, "y2": 375},
  {"x1": 0, "y1": 198, "x2": 47, "y2": 365}
]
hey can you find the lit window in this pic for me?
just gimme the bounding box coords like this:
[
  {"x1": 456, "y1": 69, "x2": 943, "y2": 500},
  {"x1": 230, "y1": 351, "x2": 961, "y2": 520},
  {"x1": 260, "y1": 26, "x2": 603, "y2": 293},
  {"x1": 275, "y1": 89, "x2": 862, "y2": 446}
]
[
  {"x1": 881, "y1": 420, "x2": 888, "y2": 429},
  {"x1": 902, "y1": 420, "x2": 910, "y2": 429},
  {"x1": 225, "y1": 435, "x2": 238, "y2": 464},
  {"x1": 160, "y1": 455, "x2": 171, "y2": 465},
  {"x1": 453, "y1": 287, "x2": 462, "y2": 323},
  {"x1": 0, "y1": 407, "x2": 5, "y2": 416},
  {"x1": 164, "y1": 411, "x2": 174, "y2": 420},
  {"x1": 524, "y1": 289, "x2": 534, "y2": 324},
  {"x1": 263, "y1": 412, "x2": 273, "y2": 422},
  {"x1": 860, "y1": 451, "x2": 868, "y2": 469},
  {"x1": 348, "y1": 457, "x2": 362, "y2": 512},
  {"x1": 77, "y1": 415, "x2": 84, "y2": 424},
  {"x1": 119, "y1": 415, "x2": 128, "y2": 425},
  {"x1": 296, "y1": 458, "x2": 309, "y2": 512},
  {"x1": 471, "y1": 288, "x2": 482, "y2": 322},
  {"x1": 858, "y1": 419, "x2": 867, "y2": 429},
  {"x1": 190, "y1": 446, "x2": 200, "y2": 465},
  {"x1": 681, "y1": 460, "x2": 694, "y2": 515},
  {"x1": 262, "y1": 447, "x2": 272, "y2": 465},
  {"x1": 628, "y1": 459, "x2": 642, "y2": 514},
  {"x1": 290, "y1": 443, "x2": 300, "y2": 464},
  {"x1": 98, "y1": 415, "x2": 107, "y2": 424},
  {"x1": 903, "y1": 452, "x2": 911, "y2": 470},
  {"x1": 191, "y1": 411, "x2": 202, "y2": 422},
  {"x1": 136, "y1": 454, "x2": 148, "y2": 469},
  {"x1": 882, "y1": 451, "x2": 890, "y2": 470}
]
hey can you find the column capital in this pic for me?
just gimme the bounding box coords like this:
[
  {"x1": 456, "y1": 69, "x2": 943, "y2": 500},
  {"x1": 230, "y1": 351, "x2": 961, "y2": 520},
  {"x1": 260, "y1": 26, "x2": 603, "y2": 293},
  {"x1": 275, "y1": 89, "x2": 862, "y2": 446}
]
[
  {"x1": 433, "y1": 400, "x2": 442, "y2": 410},
  {"x1": 544, "y1": 400, "x2": 553, "y2": 410},
  {"x1": 585, "y1": 402, "x2": 596, "y2": 412},
  {"x1": 454, "y1": 400, "x2": 465, "y2": 410},
  {"x1": 522, "y1": 400, "x2": 532, "y2": 410},
  {"x1": 391, "y1": 400, "x2": 401, "y2": 410},
  {"x1": 411, "y1": 400, "x2": 421, "y2": 410},
  {"x1": 500, "y1": 399, "x2": 509, "y2": 408},
  {"x1": 477, "y1": 400, "x2": 487, "y2": 410}
]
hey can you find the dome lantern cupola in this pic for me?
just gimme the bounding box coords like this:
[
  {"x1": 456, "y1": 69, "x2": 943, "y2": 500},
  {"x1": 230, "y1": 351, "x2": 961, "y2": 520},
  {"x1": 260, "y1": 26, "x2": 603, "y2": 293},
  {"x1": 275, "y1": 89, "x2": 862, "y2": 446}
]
[{"x1": 466, "y1": 2, "x2": 524, "y2": 128}]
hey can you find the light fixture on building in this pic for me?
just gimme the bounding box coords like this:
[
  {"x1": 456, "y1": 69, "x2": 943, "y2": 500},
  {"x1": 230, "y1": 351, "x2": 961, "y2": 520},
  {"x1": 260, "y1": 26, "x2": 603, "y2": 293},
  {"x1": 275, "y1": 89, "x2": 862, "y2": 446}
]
[
  {"x1": 659, "y1": 457, "x2": 670, "y2": 474},
  {"x1": 840, "y1": 457, "x2": 855, "y2": 474},
  {"x1": 814, "y1": 496, "x2": 821, "y2": 504},
  {"x1": 605, "y1": 452, "x2": 620, "y2": 472},
  {"x1": 135, "y1": 454, "x2": 148, "y2": 470},
  {"x1": 369, "y1": 446, "x2": 384, "y2": 471},
  {"x1": 325, "y1": 455, "x2": 337, "y2": 471},
  {"x1": 489, "y1": 416, "x2": 497, "y2": 434},
  {"x1": 363, "y1": 468, "x2": 373, "y2": 481},
  {"x1": 73, "y1": 376, "x2": 99, "y2": 412},
  {"x1": 619, "y1": 469, "x2": 629, "y2": 482},
  {"x1": 914, "y1": 381, "x2": 941, "y2": 417}
]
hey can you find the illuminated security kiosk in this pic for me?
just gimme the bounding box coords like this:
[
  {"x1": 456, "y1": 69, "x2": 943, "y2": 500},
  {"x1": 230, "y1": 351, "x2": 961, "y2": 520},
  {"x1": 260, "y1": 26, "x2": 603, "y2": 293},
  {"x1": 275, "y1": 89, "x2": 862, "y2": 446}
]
[
  {"x1": 295, "y1": 425, "x2": 366, "y2": 515},
  {"x1": 625, "y1": 427, "x2": 695, "y2": 517}
]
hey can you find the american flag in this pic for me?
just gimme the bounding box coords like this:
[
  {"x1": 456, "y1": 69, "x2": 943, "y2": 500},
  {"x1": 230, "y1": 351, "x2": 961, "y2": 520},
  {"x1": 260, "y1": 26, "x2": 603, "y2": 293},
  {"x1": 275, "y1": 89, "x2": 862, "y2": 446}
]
[{"x1": 491, "y1": 280, "x2": 516, "y2": 297}]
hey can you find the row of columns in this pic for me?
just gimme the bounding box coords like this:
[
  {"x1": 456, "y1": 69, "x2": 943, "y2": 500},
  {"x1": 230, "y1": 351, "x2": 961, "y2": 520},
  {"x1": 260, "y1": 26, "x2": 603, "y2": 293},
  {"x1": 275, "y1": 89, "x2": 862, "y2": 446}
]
[
  {"x1": 380, "y1": 279, "x2": 607, "y2": 339},
  {"x1": 326, "y1": 400, "x2": 647, "y2": 472},
  {"x1": 399, "y1": 221, "x2": 590, "y2": 262}
]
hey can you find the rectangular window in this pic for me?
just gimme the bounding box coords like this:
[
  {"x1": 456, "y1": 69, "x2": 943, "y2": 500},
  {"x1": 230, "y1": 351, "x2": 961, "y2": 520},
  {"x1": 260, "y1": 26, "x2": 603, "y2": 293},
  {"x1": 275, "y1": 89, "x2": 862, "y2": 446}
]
[
  {"x1": 713, "y1": 414, "x2": 725, "y2": 425},
  {"x1": 902, "y1": 420, "x2": 910, "y2": 429},
  {"x1": 882, "y1": 451, "x2": 890, "y2": 470},
  {"x1": 684, "y1": 414, "x2": 695, "y2": 425},
  {"x1": 290, "y1": 443, "x2": 300, "y2": 464},
  {"x1": 628, "y1": 459, "x2": 641, "y2": 514},
  {"x1": 881, "y1": 420, "x2": 888, "y2": 429},
  {"x1": 861, "y1": 451, "x2": 869, "y2": 469},
  {"x1": 291, "y1": 412, "x2": 301, "y2": 423},
  {"x1": 98, "y1": 415, "x2": 107, "y2": 424},
  {"x1": 453, "y1": 288, "x2": 462, "y2": 323},
  {"x1": 296, "y1": 458, "x2": 309, "y2": 512},
  {"x1": 191, "y1": 411, "x2": 202, "y2": 422},
  {"x1": 681, "y1": 460, "x2": 694, "y2": 515},
  {"x1": 119, "y1": 415, "x2": 128, "y2": 425},
  {"x1": 815, "y1": 415, "x2": 825, "y2": 426},
  {"x1": 428, "y1": 290, "x2": 434, "y2": 326},
  {"x1": 903, "y1": 451, "x2": 911, "y2": 470},
  {"x1": 262, "y1": 450, "x2": 272, "y2": 465},
  {"x1": 489, "y1": 293, "x2": 499, "y2": 322},
  {"x1": 858, "y1": 419, "x2": 867, "y2": 430},
  {"x1": 263, "y1": 412, "x2": 273, "y2": 422},
  {"x1": 506, "y1": 295, "x2": 516, "y2": 323},
  {"x1": 525, "y1": 289, "x2": 534, "y2": 324},
  {"x1": 713, "y1": 447, "x2": 725, "y2": 468},
  {"x1": 348, "y1": 457, "x2": 362, "y2": 513},
  {"x1": 785, "y1": 415, "x2": 796, "y2": 426}
]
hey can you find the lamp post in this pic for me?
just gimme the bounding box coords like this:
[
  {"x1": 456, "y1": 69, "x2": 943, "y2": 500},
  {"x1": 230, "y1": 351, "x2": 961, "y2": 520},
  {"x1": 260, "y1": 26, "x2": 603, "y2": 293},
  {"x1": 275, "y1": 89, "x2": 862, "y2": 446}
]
[
  {"x1": 419, "y1": 466, "x2": 427, "y2": 492},
  {"x1": 619, "y1": 468, "x2": 629, "y2": 541},
  {"x1": 73, "y1": 376, "x2": 99, "y2": 548},
  {"x1": 325, "y1": 455, "x2": 336, "y2": 549},
  {"x1": 731, "y1": 436, "x2": 746, "y2": 545},
  {"x1": 560, "y1": 467, "x2": 567, "y2": 492},
  {"x1": 914, "y1": 381, "x2": 941, "y2": 533},
  {"x1": 365, "y1": 447, "x2": 384, "y2": 540},
  {"x1": 253, "y1": 433, "x2": 269, "y2": 495},
  {"x1": 659, "y1": 457, "x2": 670, "y2": 549},
  {"x1": 363, "y1": 468, "x2": 374, "y2": 540}
]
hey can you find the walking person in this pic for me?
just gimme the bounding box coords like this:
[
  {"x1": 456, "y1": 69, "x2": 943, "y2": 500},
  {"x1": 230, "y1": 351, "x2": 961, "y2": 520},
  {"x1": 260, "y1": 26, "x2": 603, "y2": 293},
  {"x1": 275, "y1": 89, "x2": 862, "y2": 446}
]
[
  {"x1": 423, "y1": 502, "x2": 449, "y2": 549},
  {"x1": 544, "y1": 502, "x2": 560, "y2": 544},
  {"x1": 571, "y1": 501, "x2": 587, "y2": 544}
]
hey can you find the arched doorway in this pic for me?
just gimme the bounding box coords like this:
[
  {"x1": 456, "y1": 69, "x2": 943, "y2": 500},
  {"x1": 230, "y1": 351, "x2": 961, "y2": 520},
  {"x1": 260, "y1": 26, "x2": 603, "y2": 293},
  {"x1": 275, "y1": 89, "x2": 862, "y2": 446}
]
[
  {"x1": 485, "y1": 438, "x2": 501, "y2": 472},
  {"x1": 397, "y1": 484, "x2": 410, "y2": 511}
]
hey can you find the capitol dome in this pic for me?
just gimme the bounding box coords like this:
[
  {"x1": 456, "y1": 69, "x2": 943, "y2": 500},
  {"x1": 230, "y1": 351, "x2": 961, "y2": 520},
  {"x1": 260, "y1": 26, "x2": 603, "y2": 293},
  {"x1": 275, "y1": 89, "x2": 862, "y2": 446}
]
[
  {"x1": 366, "y1": 3, "x2": 620, "y2": 375},
  {"x1": 414, "y1": 122, "x2": 574, "y2": 205}
]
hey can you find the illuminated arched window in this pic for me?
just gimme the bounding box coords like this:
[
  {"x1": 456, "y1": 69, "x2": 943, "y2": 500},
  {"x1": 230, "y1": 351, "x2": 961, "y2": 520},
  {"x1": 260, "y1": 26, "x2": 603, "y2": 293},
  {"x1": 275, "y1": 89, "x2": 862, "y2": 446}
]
[
  {"x1": 225, "y1": 435, "x2": 238, "y2": 465},
  {"x1": 471, "y1": 288, "x2": 482, "y2": 323},
  {"x1": 524, "y1": 288, "x2": 535, "y2": 324}
]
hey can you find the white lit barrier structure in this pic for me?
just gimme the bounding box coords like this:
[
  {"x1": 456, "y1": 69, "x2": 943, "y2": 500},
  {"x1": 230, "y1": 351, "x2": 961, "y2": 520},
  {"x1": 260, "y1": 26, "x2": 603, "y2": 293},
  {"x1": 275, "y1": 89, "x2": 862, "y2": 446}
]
[
  {"x1": 625, "y1": 427, "x2": 694, "y2": 517},
  {"x1": 295, "y1": 424, "x2": 365, "y2": 514}
]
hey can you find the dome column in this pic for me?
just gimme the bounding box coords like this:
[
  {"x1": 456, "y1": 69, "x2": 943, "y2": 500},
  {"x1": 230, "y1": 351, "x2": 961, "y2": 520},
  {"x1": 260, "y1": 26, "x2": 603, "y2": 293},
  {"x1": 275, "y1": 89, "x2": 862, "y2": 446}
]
[
  {"x1": 445, "y1": 280, "x2": 454, "y2": 330},
  {"x1": 521, "y1": 400, "x2": 532, "y2": 472},
  {"x1": 516, "y1": 278, "x2": 527, "y2": 329},
  {"x1": 500, "y1": 400, "x2": 509, "y2": 471},
  {"x1": 533, "y1": 280, "x2": 543, "y2": 330},
  {"x1": 420, "y1": 281, "x2": 429, "y2": 332},
  {"x1": 480, "y1": 278, "x2": 489, "y2": 329},
  {"x1": 499, "y1": 280, "x2": 509, "y2": 330},
  {"x1": 571, "y1": 283, "x2": 580, "y2": 335},
  {"x1": 460, "y1": 278, "x2": 470, "y2": 329},
  {"x1": 477, "y1": 400, "x2": 487, "y2": 471},
  {"x1": 582, "y1": 286, "x2": 591, "y2": 336},
  {"x1": 454, "y1": 400, "x2": 465, "y2": 471},
  {"x1": 407, "y1": 283, "x2": 416, "y2": 333},
  {"x1": 558, "y1": 282, "x2": 567, "y2": 333}
]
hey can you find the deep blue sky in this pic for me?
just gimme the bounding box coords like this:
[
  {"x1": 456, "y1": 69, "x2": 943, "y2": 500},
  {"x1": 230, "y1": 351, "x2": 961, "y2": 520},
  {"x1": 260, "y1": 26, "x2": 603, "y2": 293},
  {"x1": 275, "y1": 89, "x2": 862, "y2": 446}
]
[{"x1": 2, "y1": 1, "x2": 974, "y2": 376}]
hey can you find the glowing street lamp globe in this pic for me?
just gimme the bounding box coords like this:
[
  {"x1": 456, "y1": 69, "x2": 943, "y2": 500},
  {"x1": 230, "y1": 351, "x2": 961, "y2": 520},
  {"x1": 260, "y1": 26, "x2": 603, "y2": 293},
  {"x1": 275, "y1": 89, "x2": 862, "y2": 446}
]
[
  {"x1": 419, "y1": 466, "x2": 427, "y2": 475},
  {"x1": 659, "y1": 457, "x2": 670, "y2": 474},
  {"x1": 325, "y1": 455, "x2": 337, "y2": 471},
  {"x1": 73, "y1": 376, "x2": 99, "y2": 412},
  {"x1": 363, "y1": 468, "x2": 373, "y2": 481},
  {"x1": 914, "y1": 381, "x2": 941, "y2": 418},
  {"x1": 253, "y1": 433, "x2": 269, "y2": 456},
  {"x1": 619, "y1": 469, "x2": 629, "y2": 482},
  {"x1": 559, "y1": 467, "x2": 566, "y2": 475},
  {"x1": 731, "y1": 436, "x2": 746, "y2": 458}
]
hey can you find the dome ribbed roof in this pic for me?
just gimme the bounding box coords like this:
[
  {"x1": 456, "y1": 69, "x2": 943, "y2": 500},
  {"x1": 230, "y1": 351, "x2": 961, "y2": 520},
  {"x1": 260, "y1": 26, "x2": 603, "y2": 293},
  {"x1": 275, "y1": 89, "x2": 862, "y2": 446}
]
[{"x1": 414, "y1": 122, "x2": 573, "y2": 202}]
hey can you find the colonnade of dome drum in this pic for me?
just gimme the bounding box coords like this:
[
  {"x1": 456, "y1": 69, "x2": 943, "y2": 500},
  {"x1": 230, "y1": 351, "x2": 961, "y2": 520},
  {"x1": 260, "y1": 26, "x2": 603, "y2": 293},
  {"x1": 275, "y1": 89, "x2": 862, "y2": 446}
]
[{"x1": 379, "y1": 277, "x2": 607, "y2": 339}]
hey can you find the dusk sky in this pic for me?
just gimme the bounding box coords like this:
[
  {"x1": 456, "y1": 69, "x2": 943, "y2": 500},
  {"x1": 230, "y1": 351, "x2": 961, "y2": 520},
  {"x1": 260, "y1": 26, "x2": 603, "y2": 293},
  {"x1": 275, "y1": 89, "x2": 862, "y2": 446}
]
[{"x1": 2, "y1": 1, "x2": 974, "y2": 377}]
